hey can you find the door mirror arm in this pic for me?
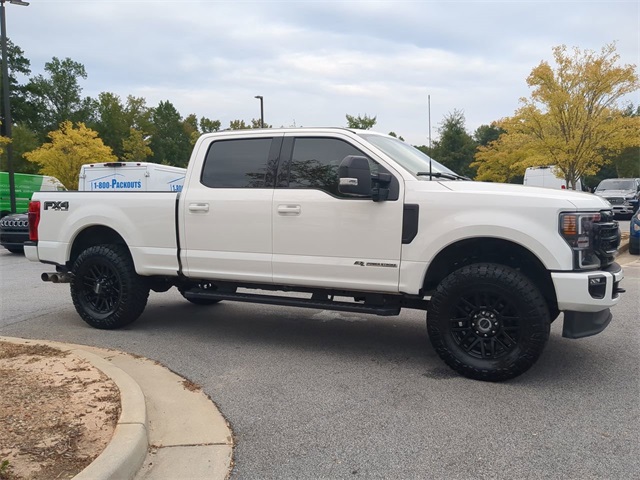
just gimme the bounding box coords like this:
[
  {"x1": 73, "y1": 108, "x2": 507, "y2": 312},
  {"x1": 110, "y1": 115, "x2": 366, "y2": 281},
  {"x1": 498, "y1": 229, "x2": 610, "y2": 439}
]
[{"x1": 371, "y1": 172, "x2": 391, "y2": 202}]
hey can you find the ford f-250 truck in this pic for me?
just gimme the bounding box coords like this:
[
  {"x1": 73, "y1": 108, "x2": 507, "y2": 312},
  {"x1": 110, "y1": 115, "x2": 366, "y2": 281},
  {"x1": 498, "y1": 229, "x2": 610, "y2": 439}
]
[{"x1": 24, "y1": 128, "x2": 625, "y2": 381}]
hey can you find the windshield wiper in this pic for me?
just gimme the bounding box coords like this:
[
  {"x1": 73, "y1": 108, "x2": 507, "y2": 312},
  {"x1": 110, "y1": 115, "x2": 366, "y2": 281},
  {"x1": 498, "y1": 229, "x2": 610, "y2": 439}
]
[{"x1": 417, "y1": 171, "x2": 470, "y2": 181}]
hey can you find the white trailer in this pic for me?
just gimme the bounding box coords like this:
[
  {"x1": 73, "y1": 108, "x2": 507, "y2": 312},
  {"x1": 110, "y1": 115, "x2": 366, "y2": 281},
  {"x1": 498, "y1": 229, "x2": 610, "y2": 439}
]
[{"x1": 79, "y1": 162, "x2": 186, "y2": 192}]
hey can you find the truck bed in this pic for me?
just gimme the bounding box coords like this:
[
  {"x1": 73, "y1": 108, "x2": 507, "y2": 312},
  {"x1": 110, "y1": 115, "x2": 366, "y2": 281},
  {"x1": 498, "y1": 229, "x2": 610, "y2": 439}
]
[{"x1": 29, "y1": 191, "x2": 180, "y2": 276}]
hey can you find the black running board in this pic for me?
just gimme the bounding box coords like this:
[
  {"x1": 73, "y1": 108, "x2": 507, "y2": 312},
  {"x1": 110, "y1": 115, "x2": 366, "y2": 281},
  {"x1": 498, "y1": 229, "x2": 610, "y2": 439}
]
[{"x1": 184, "y1": 290, "x2": 401, "y2": 316}]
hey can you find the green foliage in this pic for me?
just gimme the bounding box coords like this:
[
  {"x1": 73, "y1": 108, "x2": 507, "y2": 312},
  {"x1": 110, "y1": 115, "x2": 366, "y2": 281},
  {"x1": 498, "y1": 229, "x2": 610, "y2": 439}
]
[
  {"x1": 0, "y1": 459, "x2": 14, "y2": 479},
  {"x1": 388, "y1": 131, "x2": 405, "y2": 141},
  {"x1": 24, "y1": 121, "x2": 116, "y2": 189},
  {"x1": 430, "y1": 110, "x2": 477, "y2": 178},
  {"x1": 346, "y1": 113, "x2": 377, "y2": 130},
  {"x1": 122, "y1": 128, "x2": 152, "y2": 162},
  {"x1": 229, "y1": 119, "x2": 249, "y2": 130},
  {"x1": 0, "y1": 124, "x2": 40, "y2": 174},
  {"x1": 89, "y1": 92, "x2": 129, "y2": 158},
  {"x1": 149, "y1": 101, "x2": 192, "y2": 167},
  {"x1": 26, "y1": 57, "x2": 93, "y2": 136},
  {"x1": 200, "y1": 117, "x2": 221, "y2": 133},
  {"x1": 0, "y1": 39, "x2": 31, "y2": 128},
  {"x1": 473, "y1": 124, "x2": 504, "y2": 147}
]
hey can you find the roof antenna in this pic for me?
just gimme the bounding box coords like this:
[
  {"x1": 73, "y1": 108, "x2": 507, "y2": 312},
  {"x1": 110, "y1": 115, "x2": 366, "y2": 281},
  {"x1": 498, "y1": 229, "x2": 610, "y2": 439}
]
[{"x1": 428, "y1": 94, "x2": 432, "y2": 181}]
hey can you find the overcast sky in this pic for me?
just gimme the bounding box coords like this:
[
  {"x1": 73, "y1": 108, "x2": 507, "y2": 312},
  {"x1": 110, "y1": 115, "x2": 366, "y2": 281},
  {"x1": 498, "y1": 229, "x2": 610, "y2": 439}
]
[{"x1": 7, "y1": 0, "x2": 640, "y2": 145}]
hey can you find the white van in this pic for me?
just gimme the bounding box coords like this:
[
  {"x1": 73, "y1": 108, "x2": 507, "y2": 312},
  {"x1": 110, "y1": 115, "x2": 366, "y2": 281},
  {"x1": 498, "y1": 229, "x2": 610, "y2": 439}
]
[
  {"x1": 523, "y1": 166, "x2": 583, "y2": 191},
  {"x1": 79, "y1": 162, "x2": 186, "y2": 192}
]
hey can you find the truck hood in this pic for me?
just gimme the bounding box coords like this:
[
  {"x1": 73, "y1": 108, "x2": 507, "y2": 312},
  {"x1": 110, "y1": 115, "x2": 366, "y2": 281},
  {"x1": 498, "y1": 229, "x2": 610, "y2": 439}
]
[{"x1": 416, "y1": 180, "x2": 611, "y2": 210}]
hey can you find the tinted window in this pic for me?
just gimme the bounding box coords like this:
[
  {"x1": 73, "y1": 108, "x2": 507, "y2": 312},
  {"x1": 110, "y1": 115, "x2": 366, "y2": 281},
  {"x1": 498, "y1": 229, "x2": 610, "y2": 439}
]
[
  {"x1": 201, "y1": 138, "x2": 272, "y2": 188},
  {"x1": 288, "y1": 138, "x2": 373, "y2": 196}
]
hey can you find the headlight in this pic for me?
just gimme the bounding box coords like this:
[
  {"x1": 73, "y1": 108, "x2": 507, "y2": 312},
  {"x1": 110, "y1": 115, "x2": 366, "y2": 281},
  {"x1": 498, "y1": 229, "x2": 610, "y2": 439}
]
[{"x1": 559, "y1": 212, "x2": 602, "y2": 270}]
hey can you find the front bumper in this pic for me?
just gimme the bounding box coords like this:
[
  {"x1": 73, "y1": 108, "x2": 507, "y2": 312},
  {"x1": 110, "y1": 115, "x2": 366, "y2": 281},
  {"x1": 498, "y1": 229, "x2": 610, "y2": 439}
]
[
  {"x1": 612, "y1": 205, "x2": 636, "y2": 216},
  {"x1": 551, "y1": 263, "x2": 624, "y2": 338},
  {"x1": 0, "y1": 226, "x2": 29, "y2": 249}
]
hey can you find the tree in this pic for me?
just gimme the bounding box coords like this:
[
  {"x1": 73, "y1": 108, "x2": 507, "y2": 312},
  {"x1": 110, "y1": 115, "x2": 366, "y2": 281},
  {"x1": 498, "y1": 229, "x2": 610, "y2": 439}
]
[
  {"x1": 473, "y1": 124, "x2": 504, "y2": 147},
  {"x1": 346, "y1": 113, "x2": 377, "y2": 130},
  {"x1": 123, "y1": 96, "x2": 153, "y2": 134},
  {"x1": 388, "y1": 131, "x2": 405, "y2": 141},
  {"x1": 607, "y1": 104, "x2": 640, "y2": 178},
  {"x1": 89, "y1": 92, "x2": 129, "y2": 159},
  {"x1": 122, "y1": 128, "x2": 152, "y2": 162},
  {"x1": 0, "y1": 39, "x2": 31, "y2": 129},
  {"x1": 0, "y1": 124, "x2": 10, "y2": 158},
  {"x1": 24, "y1": 121, "x2": 116, "y2": 189},
  {"x1": 473, "y1": 43, "x2": 639, "y2": 188},
  {"x1": 229, "y1": 119, "x2": 249, "y2": 130},
  {"x1": 250, "y1": 118, "x2": 272, "y2": 129},
  {"x1": 0, "y1": 124, "x2": 40, "y2": 174},
  {"x1": 200, "y1": 117, "x2": 221, "y2": 134},
  {"x1": 149, "y1": 101, "x2": 192, "y2": 167},
  {"x1": 429, "y1": 110, "x2": 477, "y2": 178},
  {"x1": 26, "y1": 57, "x2": 93, "y2": 136}
]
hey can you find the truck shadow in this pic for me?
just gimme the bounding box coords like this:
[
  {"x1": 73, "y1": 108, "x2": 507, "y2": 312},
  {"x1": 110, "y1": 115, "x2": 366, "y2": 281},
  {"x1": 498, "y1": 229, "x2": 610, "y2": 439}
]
[{"x1": 136, "y1": 298, "x2": 436, "y2": 370}]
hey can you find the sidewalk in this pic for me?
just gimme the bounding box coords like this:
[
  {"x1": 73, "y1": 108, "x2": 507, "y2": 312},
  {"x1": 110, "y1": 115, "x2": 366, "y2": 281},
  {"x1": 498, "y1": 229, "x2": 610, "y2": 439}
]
[{"x1": 0, "y1": 337, "x2": 234, "y2": 480}]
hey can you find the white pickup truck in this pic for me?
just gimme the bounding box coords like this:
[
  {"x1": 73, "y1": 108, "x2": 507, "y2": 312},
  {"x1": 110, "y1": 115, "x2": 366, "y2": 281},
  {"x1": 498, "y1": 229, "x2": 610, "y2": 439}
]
[{"x1": 24, "y1": 128, "x2": 625, "y2": 381}]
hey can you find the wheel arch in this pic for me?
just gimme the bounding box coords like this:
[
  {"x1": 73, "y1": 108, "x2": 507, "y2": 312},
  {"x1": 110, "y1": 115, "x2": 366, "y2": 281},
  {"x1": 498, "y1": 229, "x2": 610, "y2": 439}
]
[
  {"x1": 423, "y1": 237, "x2": 559, "y2": 320},
  {"x1": 69, "y1": 225, "x2": 129, "y2": 267}
]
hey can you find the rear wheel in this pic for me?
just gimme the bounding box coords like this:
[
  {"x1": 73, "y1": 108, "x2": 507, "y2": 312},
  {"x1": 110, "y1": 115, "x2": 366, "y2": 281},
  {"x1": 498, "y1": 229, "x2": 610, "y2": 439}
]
[
  {"x1": 70, "y1": 244, "x2": 149, "y2": 329},
  {"x1": 427, "y1": 263, "x2": 550, "y2": 381}
]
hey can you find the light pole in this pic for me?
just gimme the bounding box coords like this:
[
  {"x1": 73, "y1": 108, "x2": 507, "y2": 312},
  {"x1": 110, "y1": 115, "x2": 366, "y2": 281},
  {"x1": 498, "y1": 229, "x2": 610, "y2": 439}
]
[
  {"x1": 1, "y1": 0, "x2": 29, "y2": 214},
  {"x1": 254, "y1": 95, "x2": 264, "y2": 128}
]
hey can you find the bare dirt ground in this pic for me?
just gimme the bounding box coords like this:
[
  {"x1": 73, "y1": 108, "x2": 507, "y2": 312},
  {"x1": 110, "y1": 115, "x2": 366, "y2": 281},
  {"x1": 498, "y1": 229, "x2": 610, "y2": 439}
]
[{"x1": 0, "y1": 340, "x2": 120, "y2": 480}]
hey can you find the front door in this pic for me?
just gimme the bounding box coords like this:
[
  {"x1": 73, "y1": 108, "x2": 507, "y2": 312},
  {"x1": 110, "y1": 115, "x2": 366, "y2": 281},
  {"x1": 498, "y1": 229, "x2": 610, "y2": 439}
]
[{"x1": 272, "y1": 133, "x2": 404, "y2": 293}]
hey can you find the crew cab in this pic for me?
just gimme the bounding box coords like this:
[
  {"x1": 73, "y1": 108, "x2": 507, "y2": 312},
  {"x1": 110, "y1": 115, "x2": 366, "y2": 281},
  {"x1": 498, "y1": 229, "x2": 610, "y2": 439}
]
[{"x1": 24, "y1": 128, "x2": 625, "y2": 381}]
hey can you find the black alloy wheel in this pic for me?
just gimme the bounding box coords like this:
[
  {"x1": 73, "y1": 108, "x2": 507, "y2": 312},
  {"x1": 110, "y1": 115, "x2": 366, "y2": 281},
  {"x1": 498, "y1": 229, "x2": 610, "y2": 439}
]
[{"x1": 427, "y1": 263, "x2": 550, "y2": 381}]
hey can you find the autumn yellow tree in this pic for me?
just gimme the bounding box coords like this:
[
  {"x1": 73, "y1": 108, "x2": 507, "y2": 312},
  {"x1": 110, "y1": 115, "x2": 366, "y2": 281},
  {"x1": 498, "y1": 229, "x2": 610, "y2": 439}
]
[
  {"x1": 0, "y1": 125, "x2": 10, "y2": 157},
  {"x1": 473, "y1": 43, "x2": 639, "y2": 188},
  {"x1": 24, "y1": 121, "x2": 116, "y2": 189}
]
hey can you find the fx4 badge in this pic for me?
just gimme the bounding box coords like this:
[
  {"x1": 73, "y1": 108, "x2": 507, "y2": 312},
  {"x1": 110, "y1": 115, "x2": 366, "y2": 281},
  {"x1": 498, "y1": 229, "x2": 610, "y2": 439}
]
[
  {"x1": 354, "y1": 261, "x2": 397, "y2": 268},
  {"x1": 44, "y1": 201, "x2": 69, "y2": 211}
]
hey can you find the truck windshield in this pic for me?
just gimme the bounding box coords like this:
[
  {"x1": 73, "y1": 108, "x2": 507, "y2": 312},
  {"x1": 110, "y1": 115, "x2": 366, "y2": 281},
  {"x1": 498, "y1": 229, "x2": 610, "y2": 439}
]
[
  {"x1": 359, "y1": 133, "x2": 459, "y2": 179},
  {"x1": 596, "y1": 179, "x2": 635, "y2": 191}
]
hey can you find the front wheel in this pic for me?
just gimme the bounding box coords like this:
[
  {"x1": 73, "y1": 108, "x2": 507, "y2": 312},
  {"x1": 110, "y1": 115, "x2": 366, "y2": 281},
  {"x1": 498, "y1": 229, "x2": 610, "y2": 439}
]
[
  {"x1": 70, "y1": 244, "x2": 149, "y2": 329},
  {"x1": 427, "y1": 263, "x2": 550, "y2": 381}
]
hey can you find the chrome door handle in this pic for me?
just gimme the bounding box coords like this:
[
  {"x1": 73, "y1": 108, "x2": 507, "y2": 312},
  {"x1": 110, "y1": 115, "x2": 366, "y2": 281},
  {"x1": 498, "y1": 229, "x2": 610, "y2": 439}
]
[
  {"x1": 188, "y1": 203, "x2": 209, "y2": 212},
  {"x1": 277, "y1": 204, "x2": 301, "y2": 215}
]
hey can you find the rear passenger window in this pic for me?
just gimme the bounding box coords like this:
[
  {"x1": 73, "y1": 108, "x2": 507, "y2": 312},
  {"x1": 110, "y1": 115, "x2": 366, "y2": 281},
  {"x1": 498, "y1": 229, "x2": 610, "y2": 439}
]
[{"x1": 201, "y1": 138, "x2": 272, "y2": 188}]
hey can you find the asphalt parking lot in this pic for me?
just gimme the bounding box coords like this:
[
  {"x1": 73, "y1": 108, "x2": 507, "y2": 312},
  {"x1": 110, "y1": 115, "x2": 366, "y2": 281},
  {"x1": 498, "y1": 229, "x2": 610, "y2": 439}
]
[{"x1": 1, "y1": 250, "x2": 638, "y2": 479}]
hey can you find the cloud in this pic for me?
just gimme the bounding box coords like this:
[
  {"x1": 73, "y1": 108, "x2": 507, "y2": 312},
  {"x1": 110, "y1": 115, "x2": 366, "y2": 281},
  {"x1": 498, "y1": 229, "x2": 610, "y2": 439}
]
[{"x1": 7, "y1": 0, "x2": 639, "y2": 144}]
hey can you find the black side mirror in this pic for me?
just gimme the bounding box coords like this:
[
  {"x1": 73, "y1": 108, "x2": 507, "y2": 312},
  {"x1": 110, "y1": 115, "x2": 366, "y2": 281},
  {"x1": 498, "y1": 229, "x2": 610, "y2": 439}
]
[{"x1": 338, "y1": 156, "x2": 371, "y2": 197}]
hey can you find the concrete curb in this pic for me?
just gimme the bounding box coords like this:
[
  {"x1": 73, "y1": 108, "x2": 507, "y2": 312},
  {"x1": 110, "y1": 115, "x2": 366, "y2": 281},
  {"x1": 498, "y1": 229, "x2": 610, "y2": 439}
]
[{"x1": 72, "y1": 349, "x2": 148, "y2": 480}]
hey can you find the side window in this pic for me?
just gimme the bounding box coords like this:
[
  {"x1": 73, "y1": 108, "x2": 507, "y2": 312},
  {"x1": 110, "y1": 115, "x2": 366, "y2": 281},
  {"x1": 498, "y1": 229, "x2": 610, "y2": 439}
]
[
  {"x1": 288, "y1": 138, "x2": 378, "y2": 197},
  {"x1": 201, "y1": 138, "x2": 273, "y2": 188}
]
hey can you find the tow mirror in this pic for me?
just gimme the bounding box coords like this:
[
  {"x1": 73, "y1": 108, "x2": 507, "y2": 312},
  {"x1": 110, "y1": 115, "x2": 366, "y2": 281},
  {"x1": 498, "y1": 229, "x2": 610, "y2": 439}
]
[{"x1": 338, "y1": 156, "x2": 371, "y2": 197}]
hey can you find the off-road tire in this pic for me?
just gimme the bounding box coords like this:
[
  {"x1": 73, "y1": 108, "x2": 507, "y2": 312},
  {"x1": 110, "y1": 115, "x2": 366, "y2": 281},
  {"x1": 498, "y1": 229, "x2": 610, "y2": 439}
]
[
  {"x1": 70, "y1": 244, "x2": 149, "y2": 329},
  {"x1": 178, "y1": 281, "x2": 222, "y2": 305},
  {"x1": 427, "y1": 263, "x2": 550, "y2": 382}
]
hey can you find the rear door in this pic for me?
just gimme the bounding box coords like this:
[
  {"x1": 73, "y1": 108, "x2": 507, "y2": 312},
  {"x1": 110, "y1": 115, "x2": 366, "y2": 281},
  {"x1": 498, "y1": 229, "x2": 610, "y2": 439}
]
[{"x1": 181, "y1": 134, "x2": 282, "y2": 283}]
